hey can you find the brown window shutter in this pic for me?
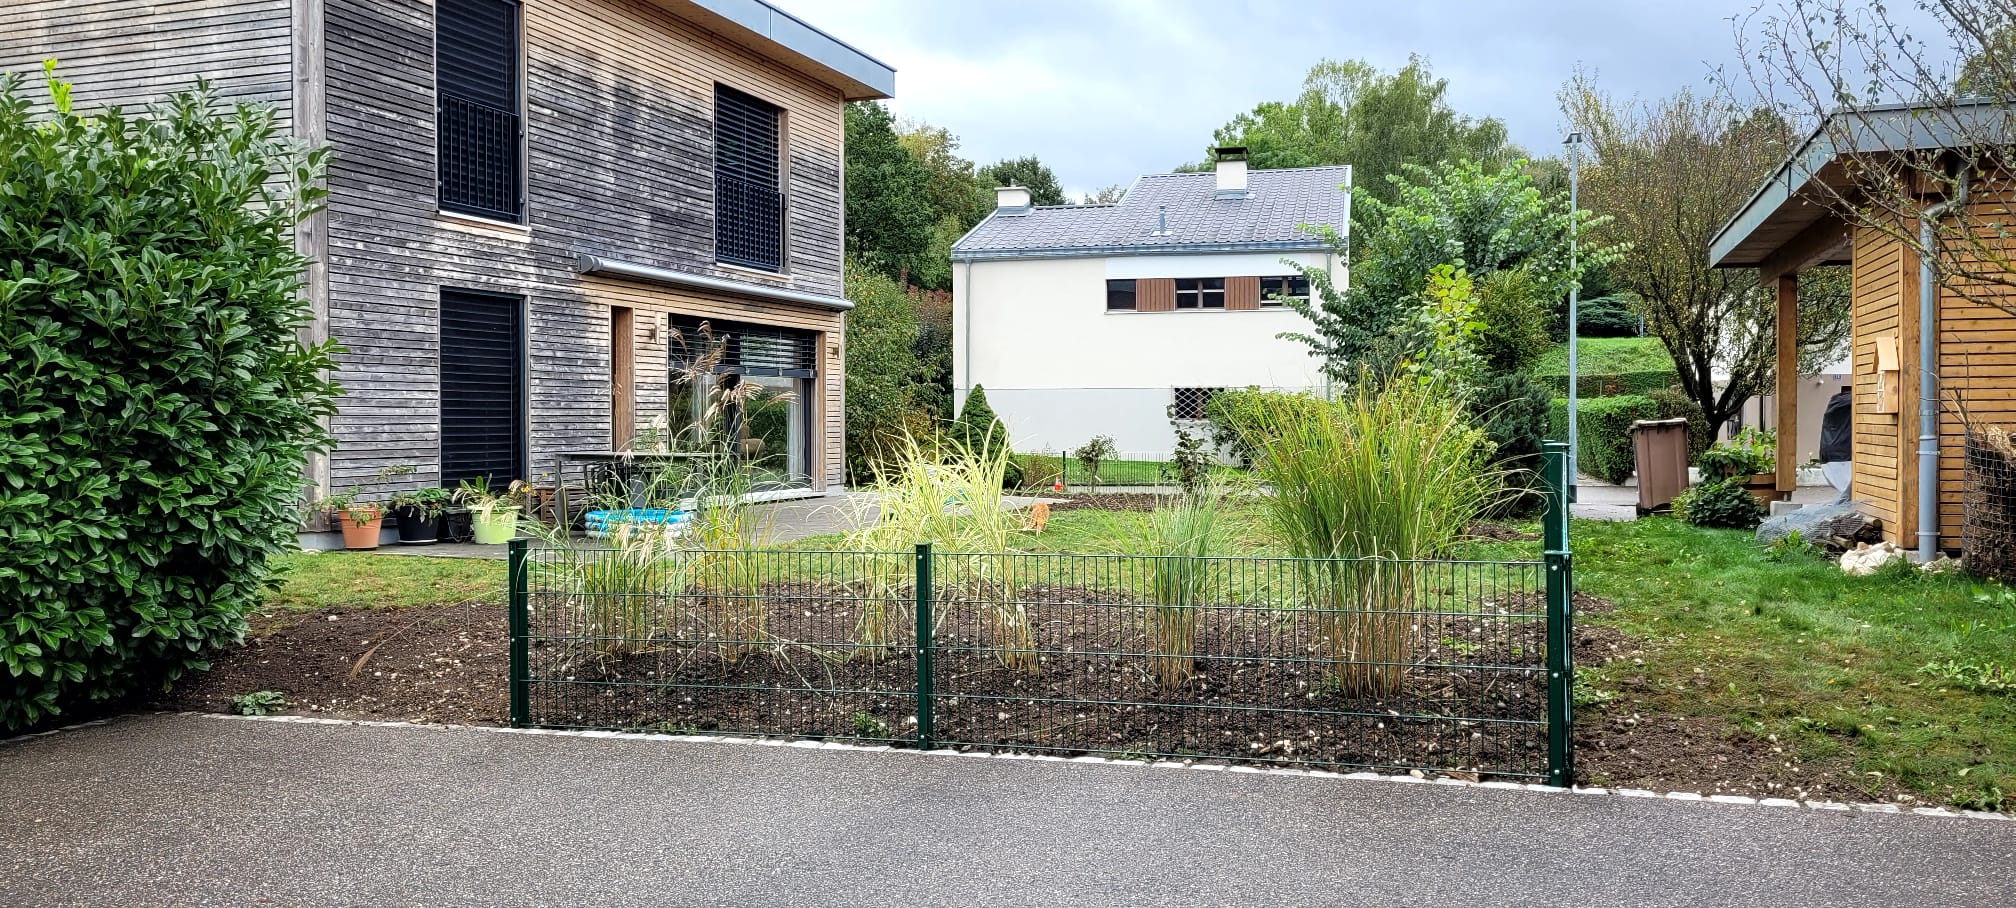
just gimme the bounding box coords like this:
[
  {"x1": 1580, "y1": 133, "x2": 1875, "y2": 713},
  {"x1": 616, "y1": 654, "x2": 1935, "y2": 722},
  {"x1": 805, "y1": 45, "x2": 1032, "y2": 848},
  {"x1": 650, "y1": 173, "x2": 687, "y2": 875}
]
[
  {"x1": 1137, "y1": 278, "x2": 1175, "y2": 312},
  {"x1": 1226, "y1": 276, "x2": 1260, "y2": 310}
]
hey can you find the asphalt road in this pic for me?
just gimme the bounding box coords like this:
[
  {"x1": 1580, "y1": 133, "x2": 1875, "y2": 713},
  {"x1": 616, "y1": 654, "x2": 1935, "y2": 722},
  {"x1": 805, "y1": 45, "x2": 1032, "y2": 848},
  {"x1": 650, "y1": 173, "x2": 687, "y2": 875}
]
[{"x1": 2, "y1": 714, "x2": 2009, "y2": 907}]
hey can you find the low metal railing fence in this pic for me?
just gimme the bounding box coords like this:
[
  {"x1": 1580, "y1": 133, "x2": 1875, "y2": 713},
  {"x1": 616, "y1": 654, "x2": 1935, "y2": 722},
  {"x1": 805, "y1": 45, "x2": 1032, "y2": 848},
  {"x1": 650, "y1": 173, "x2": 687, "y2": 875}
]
[{"x1": 507, "y1": 445, "x2": 1576, "y2": 782}]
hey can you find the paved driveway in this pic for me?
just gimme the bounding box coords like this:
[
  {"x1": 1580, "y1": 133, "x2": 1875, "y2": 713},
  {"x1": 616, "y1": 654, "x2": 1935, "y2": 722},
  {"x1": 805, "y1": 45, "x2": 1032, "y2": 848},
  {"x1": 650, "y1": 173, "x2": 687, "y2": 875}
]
[{"x1": 2, "y1": 714, "x2": 2008, "y2": 907}]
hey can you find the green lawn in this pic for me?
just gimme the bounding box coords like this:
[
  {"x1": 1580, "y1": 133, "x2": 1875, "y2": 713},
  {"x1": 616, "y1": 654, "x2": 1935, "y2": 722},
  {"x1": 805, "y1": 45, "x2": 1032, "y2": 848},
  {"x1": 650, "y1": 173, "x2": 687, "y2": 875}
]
[
  {"x1": 1564, "y1": 519, "x2": 2014, "y2": 809},
  {"x1": 262, "y1": 552, "x2": 503, "y2": 611},
  {"x1": 1531, "y1": 336, "x2": 1674, "y2": 377}
]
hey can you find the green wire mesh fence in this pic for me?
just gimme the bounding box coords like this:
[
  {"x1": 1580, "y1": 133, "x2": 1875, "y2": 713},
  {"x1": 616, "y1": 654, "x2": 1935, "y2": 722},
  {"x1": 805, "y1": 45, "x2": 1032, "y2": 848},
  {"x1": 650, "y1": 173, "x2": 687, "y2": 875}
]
[{"x1": 509, "y1": 445, "x2": 1577, "y2": 782}]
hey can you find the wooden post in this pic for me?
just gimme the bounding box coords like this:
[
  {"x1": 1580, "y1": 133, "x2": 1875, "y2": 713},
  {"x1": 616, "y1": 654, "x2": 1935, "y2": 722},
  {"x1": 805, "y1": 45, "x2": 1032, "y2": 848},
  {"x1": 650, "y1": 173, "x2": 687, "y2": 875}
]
[{"x1": 1776, "y1": 273, "x2": 1799, "y2": 494}]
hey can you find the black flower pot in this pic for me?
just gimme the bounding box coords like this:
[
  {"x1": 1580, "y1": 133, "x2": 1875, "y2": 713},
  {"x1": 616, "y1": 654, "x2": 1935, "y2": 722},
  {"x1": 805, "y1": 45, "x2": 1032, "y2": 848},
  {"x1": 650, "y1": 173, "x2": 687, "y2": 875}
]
[
  {"x1": 391, "y1": 505, "x2": 439, "y2": 545},
  {"x1": 439, "y1": 507, "x2": 474, "y2": 544}
]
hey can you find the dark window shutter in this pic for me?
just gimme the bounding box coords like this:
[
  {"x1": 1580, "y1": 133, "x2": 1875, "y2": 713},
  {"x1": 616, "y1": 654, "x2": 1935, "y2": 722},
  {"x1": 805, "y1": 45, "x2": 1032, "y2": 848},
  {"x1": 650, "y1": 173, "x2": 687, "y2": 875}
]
[
  {"x1": 438, "y1": 0, "x2": 522, "y2": 220},
  {"x1": 714, "y1": 85, "x2": 783, "y2": 271},
  {"x1": 441, "y1": 288, "x2": 526, "y2": 487}
]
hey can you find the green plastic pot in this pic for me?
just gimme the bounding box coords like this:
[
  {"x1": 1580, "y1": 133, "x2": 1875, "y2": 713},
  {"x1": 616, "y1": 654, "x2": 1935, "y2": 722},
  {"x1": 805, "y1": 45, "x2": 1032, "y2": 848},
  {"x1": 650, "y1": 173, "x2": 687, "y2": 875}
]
[{"x1": 472, "y1": 508, "x2": 519, "y2": 544}]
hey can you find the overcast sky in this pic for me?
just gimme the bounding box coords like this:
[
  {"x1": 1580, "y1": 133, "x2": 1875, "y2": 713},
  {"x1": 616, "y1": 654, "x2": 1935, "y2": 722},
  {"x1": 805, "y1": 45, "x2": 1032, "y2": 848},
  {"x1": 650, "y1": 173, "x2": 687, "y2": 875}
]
[{"x1": 773, "y1": 0, "x2": 1797, "y2": 198}]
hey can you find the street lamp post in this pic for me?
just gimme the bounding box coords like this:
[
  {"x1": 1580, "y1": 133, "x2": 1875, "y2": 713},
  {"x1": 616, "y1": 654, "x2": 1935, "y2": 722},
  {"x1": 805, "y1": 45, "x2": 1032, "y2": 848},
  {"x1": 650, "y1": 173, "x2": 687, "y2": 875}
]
[{"x1": 1564, "y1": 131, "x2": 1584, "y2": 501}]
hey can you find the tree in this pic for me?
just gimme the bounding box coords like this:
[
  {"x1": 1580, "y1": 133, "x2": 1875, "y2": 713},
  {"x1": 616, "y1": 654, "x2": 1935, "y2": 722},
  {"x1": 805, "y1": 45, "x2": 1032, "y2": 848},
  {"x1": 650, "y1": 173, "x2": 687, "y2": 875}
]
[
  {"x1": 1560, "y1": 74, "x2": 1850, "y2": 435},
  {"x1": 843, "y1": 260, "x2": 924, "y2": 482},
  {"x1": 0, "y1": 70, "x2": 340, "y2": 729},
  {"x1": 844, "y1": 101, "x2": 935, "y2": 284},
  {"x1": 952, "y1": 385, "x2": 1009, "y2": 460},
  {"x1": 897, "y1": 119, "x2": 989, "y2": 290},
  {"x1": 1283, "y1": 159, "x2": 1617, "y2": 381},
  {"x1": 1200, "y1": 56, "x2": 1518, "y2": 210},
  {"x1": 973, "y1": 155, "x2": 1066, "y2": 221},
  {"x1": 1081, "y1": 184, "x2": 1127, "y2": 204}
]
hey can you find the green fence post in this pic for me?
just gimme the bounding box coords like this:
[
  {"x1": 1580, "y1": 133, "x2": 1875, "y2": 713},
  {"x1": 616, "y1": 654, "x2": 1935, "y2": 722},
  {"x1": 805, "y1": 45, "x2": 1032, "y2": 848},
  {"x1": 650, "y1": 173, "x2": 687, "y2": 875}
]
[
  {"x1": 507, "y1": 537, "x2": 530, "y2": 729},
  {"x1": 1541, "y1": 442, "x2": 1575, "y2": 787},
  {"x1": 913, "y1": 542, "x2": 935, "y2": 751}
]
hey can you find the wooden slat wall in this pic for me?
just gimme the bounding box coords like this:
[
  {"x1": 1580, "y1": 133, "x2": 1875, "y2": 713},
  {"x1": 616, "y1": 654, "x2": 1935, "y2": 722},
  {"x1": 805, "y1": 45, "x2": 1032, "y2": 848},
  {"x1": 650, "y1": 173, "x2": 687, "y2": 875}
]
[
  {"x1": 1226, "y1": 276, "x2": 1260, "y2": 311},
  {"x1": 321, "y1": 0, "x2": 848, "y2": 493},
  {"x1": 1934, "y1": 183, "x2": 2016, "y2": 545},
  {"x1": 1137, "y1": 278, "x2": 1175, "y2": 312},
  {"x1": 0, "y1": 0, "x2": 293, "y2": 124},
  {"x1": 1850, "y1": 224, "x2": 1905, "y2": 536}
]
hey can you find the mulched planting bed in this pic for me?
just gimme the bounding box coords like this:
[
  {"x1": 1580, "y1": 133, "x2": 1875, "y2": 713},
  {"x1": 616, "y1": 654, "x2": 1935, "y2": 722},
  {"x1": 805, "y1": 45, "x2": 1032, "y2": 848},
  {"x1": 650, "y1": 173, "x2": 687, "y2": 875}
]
[
  {"x1": 1045, "y1": 493, "x2": 1173, "y2": 512},
  {"x1": 520, "y1": 582, "x2": 1556, "y2": 777}
]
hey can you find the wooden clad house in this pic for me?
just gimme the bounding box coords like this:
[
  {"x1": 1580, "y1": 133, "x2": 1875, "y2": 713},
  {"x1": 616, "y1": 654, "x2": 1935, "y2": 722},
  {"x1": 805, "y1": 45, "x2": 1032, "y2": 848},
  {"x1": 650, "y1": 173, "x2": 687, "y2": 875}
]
[
  {"x1": 1709, "y1": 100, "x2": 2016, "y2": 555},
  {"x1": 0, "y1": 0, "x2": 894, "y2": 533}
]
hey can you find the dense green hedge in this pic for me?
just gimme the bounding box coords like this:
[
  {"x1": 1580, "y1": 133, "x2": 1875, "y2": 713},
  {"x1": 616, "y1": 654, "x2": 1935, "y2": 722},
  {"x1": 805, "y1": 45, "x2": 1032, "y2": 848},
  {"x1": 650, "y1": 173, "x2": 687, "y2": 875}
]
[
  {"x1": 1548, "y1": 395, "x2": 1659, "y2": 484},
  {"x1": 0, "y1": 72, "x2": 338, "y2": 730},
  {"x1": 1532, "y1": 368, "x2": 1679, "y2": 399}
]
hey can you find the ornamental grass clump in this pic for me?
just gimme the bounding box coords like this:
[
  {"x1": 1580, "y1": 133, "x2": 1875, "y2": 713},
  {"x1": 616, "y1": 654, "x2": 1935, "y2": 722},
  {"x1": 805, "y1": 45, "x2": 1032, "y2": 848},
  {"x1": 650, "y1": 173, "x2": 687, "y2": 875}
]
[
  {"x1": 1237, "y1": 381, "x2": 1499, "y2": 698},
  {"x1": 686, "y1": 456, "x2": 773, "y2": 662},
  {"x1": 845, "y1": 430, "x2": 1030, "y2": 672},
  {"x1": 0, "y1": 70, "x2": 339, "y2": 730},
  {"x1": 1114, "y1": 485, "x2": 1228, "y2": 689}
]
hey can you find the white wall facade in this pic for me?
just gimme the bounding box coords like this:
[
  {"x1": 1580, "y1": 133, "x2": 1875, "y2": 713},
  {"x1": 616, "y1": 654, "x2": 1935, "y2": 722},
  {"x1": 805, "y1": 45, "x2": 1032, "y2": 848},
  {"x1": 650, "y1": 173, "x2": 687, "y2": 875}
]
[{"x1": 953, "y1": 251, "x2": 1336, "y2": 460}]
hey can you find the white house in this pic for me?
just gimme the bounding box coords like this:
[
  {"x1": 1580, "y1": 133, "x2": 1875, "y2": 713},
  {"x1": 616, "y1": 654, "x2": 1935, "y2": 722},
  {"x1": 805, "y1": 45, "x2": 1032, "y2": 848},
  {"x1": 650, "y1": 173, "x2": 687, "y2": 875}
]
[{"x1": 950, "y1": 150, "x2": 1349, "y2": 460}]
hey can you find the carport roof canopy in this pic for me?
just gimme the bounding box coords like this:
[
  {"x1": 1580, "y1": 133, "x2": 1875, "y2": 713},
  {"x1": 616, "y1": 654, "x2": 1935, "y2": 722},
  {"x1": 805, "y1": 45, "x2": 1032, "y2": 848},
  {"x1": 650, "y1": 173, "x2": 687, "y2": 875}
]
[{"x1": 1707, "y1": 99, "x2": 2013, "y2": 277}]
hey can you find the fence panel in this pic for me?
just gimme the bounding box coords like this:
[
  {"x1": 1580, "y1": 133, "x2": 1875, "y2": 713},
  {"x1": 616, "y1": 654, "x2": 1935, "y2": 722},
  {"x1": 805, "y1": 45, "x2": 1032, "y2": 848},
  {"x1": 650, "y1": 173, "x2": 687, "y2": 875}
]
[
  {"x1": 515, "y1": 545, "x2": 921, "y2": 744},
  {"x1": 511, "y1": 541, "x2": 1554, "y2": 779},
  {"x1": 925, "y1": 552, "x2": 1550, "y2": 778}
]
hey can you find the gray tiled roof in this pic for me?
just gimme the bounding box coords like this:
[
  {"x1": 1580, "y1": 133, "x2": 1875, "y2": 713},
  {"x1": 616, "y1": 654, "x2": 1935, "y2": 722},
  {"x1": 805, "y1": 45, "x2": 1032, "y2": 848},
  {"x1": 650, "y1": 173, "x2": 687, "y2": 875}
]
[{"x1": 951, "y1": 166, "x2": 1351, "y2": 260}]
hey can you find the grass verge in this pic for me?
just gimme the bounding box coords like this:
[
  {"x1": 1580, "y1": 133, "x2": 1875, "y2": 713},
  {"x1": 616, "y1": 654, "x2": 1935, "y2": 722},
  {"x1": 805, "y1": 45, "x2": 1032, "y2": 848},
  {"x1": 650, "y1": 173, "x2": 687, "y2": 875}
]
[{"x1": 263, "y1": 552, "x2": 505, "y2": 611}]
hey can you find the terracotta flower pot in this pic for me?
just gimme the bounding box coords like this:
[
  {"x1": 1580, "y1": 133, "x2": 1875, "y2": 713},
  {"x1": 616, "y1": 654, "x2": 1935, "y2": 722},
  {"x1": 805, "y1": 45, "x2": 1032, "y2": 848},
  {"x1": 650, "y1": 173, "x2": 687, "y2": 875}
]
[{"x1": 339, "y1": 511, "x2": 385, "y2": 550}]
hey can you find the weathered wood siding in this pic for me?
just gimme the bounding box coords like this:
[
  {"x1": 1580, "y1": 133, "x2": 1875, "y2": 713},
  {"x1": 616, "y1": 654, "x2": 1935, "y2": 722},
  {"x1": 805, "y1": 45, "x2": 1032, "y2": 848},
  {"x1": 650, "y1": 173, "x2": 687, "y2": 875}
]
[
  {"x1": 322, "y1": 0, "x2": 848, "y2": 493},
  {"x1": 0, "y1": 0, "x2": 294, "y2": 120}
]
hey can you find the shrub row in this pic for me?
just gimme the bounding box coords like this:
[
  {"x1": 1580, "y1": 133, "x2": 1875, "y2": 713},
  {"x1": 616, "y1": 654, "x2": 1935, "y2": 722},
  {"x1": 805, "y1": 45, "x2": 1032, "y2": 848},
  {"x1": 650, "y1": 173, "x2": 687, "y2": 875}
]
[
  {"x1": 1547, "y1": 395, "x2": 1660, "y2": 484},
  {"x1": 1531, "y1": 368, "x2": 1679, "y2": 399}
]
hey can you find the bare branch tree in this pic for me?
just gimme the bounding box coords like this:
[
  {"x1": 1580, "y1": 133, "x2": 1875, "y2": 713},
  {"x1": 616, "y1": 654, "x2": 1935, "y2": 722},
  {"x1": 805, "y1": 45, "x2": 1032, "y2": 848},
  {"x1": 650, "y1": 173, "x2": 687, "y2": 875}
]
[{"x1": 1561, "y1": 72, "x2": 1851, "y2": 435}]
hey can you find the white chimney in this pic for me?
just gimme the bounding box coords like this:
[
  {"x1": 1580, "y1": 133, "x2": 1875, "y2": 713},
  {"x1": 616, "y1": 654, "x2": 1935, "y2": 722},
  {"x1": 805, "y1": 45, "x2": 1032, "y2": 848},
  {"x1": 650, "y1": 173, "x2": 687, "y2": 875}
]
[
  {"x1": 1215, "y1": 146, "x2": 1249, "y2": 198},
  {"x1": 995, "y1": 184, "x2": 1033, "y2": 213}
]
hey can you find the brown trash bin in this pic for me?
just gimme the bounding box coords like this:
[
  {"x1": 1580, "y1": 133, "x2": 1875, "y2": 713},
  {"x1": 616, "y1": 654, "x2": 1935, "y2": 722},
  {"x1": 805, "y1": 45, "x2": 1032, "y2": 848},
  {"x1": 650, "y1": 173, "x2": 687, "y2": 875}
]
[{"x1": 1631, "y1": 418, "x2": 1692, "y2": 515}]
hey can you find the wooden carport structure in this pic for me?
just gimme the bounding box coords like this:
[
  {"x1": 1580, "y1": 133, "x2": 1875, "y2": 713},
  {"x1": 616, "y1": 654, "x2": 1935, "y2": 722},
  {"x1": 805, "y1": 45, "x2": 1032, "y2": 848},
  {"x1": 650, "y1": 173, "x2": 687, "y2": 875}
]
[{"x1": 1708, "y1": 100, "x2": 2016, "y2": 556}]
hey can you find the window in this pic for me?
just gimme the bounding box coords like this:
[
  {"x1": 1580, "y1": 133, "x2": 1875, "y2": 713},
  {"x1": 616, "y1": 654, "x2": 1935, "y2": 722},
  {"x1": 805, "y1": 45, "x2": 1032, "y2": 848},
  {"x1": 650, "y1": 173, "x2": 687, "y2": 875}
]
[
  {"x1": 437, "y1": 0, "x2": 523, "y2": 222},
  {"x1": 668, "y1": 315, "x2": 815, "y2": 489},
  {"x1": 715, "y1": 85, "x2": 784, "y2": 272},
  {"x1": 1171, "y1": 387, "x2": 1224, "y2": 421},
  {"x1": 1174, "y1": 277, "x2": 1225, "y2": 310},
  {"x1": 440, "y1": 288, "x2": 526, "y2": 487},
  {"x1": 1259, "y1": 275, "x2": 1309, "y2": 306},
  {"x1": 1105, "y1": 279, "x2": 1137, "y2": 311}
]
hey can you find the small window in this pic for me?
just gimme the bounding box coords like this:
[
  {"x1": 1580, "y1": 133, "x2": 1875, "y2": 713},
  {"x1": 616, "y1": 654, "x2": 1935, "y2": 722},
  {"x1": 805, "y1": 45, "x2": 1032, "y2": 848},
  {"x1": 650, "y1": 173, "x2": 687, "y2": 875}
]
[
  {"x1": 1171, "y1": 387, "x2": 1224, "y2": 421},
  {"x1": 1105, "y1": 279, "x2": 1137, "y2": 311},
  {"x1": 1175, "y1": 277, "x2": 1225, "y2": 310},
  {"x1": 1260, "y1": 275, "x2": 1309, "y2": 306}
]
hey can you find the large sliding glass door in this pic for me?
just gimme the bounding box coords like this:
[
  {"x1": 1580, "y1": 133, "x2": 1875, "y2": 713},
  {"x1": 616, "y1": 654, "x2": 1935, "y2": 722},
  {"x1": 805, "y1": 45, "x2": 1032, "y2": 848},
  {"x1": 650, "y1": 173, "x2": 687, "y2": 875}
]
[{"x1": 666, "y1": 315, "x2": 814, "y2": 491}]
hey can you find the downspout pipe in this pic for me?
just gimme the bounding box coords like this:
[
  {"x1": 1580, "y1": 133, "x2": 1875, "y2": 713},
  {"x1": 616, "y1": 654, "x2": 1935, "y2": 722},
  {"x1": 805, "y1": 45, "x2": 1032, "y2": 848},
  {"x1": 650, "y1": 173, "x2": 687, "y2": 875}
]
[{"x1": 1916, "y1": 168, "x2": 1967, "y2": 562}]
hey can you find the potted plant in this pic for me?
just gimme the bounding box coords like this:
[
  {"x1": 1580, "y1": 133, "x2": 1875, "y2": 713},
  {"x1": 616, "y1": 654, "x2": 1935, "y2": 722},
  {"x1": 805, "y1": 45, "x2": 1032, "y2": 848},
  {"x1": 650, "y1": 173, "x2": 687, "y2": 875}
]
[
  {"x1": 307, "y1": 465, "x2": 415, "y2": 550},
  {"x1": 456, "y1": 477, "x2": 532, "y2": 544},
  {"x1": 389, "y1": 487, "x2": 452, "y2": 546},
  {"x1": 1698, "y1": 428, "x2": 1780, "y2": 505}
]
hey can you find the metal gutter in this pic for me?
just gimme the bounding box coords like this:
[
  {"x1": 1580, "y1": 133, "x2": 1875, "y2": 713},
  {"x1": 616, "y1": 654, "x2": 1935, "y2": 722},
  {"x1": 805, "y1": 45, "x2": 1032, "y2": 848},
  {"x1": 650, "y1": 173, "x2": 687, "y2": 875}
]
[
  {"x1": 950, "y1": 240, "x2": 1333, "y2": 263},
  {"x1": 575, "y1": 254, "x2": 853, "y2": 311}
]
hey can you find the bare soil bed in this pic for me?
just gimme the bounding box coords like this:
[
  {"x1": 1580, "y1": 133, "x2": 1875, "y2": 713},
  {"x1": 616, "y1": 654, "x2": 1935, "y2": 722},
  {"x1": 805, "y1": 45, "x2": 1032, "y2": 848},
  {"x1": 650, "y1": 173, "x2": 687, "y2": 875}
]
[{"x1": 150, "y1": 590, "x2": 1875, "y2": 800}]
